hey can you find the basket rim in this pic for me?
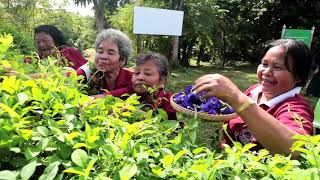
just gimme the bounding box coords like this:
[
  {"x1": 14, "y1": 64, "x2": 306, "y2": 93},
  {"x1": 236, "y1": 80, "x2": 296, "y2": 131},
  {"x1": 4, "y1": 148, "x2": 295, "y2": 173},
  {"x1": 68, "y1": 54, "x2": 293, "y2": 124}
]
[{"x1": 170, "y1": 93, "x2": 238, "y2": 121}]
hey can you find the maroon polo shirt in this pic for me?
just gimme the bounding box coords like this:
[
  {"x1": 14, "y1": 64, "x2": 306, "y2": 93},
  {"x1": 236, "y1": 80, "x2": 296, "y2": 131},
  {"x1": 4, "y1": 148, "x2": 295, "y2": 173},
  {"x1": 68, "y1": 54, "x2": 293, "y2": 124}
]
[
  {"x1": 76, "y1": 67, "x2": 134, "y2": 97},
  {"x1": 222, "y1": 84, "x2": 313, "y2": 151},
  {"x1": 59, "y1": 47, "x2": 87, "y2": 70}
]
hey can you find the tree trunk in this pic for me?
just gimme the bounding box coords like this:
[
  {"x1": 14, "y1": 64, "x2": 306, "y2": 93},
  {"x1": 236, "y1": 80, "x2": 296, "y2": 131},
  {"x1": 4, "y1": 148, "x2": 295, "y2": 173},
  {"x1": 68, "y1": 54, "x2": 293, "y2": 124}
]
[
  {"x1": 170, "y1": 0, "x2": 184, "y2": 68},
  {"x1": 181, "y1": 38, "x2": 195, "y2": 66},
  {"x1": 93, "y1": 0, "x2": 106, "y2": 33},
  {"x1": 171, "y1": 36, "x2": 180, "y2": 67},
  {"x1": 197, "y1": 44, "x2": 204, "y2": 67}
]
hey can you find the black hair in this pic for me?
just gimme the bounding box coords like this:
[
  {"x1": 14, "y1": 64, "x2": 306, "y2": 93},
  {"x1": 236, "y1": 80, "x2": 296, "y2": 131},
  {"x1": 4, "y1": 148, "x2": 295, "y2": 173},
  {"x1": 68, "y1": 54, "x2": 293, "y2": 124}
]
[
  {"x1": 34, "y1": 25, "x2": 66, "y2": 46},
  {"x1": 261, "y1": 39, "x2": 311, "y2": 87}
]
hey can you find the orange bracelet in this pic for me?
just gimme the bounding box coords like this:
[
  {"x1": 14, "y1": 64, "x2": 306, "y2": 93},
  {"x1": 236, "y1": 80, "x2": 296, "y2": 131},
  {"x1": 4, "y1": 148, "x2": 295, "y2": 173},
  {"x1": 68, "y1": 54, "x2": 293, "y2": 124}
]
[{"x1": 236, "y1": 98, "x2": 255, "y2": 114}]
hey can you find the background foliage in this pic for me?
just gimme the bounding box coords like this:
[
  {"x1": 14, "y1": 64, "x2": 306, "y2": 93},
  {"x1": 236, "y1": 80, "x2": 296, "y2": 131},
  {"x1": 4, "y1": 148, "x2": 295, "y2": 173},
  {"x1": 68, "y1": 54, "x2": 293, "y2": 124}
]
[
  {"x1": 1, "y1": 0, "x2": 320, "y2": 66},
  {"x1": 0, "y1": 33, "x2": 320, "y2": 180}
]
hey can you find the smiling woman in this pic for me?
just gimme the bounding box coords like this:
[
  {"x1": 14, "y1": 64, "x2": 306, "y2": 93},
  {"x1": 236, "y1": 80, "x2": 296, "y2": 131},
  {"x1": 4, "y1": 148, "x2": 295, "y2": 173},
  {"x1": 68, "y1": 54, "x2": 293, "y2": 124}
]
[
  {"x1": 32, "y1": 25, "x2": 87, "y2": 70},
  {"x1": 73, "y1": 28, "x2": 134, "y2": 98},
  {"x1": 193, "y1": 39, "x2": 313, "y2": 156}
]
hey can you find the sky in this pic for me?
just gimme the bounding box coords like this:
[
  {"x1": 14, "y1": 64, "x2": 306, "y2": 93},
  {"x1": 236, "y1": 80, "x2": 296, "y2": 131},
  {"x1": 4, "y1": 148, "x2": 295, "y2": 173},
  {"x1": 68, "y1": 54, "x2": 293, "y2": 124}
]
[{"x1": 54, "y1": 0, "x2": 94, "y2": 17}]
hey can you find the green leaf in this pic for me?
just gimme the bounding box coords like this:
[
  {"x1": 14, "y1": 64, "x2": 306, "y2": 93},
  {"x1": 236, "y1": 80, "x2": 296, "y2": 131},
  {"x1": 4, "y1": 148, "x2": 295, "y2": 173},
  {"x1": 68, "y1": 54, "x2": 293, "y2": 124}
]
[
  {"x1": 190, "y1": 164, "x2": 207, "y2": 173},
  {"x1": 188, "y1": 118, "x2": 198, "y2": 129},
  {"x1": 36, "y1": 126, "x2": 50, "y2": 137},
  {"x1": 25, "y1": 147, "x2": 41, "y2": 160},
  {"x1": 161, "y1": 148, "x2": 173, "y2": 155},
  {"x1": 242, "y1": 143, "x2": 256, "y2": 153},
  {"x1": 0, "y1": 102, "x2": 19, "y2": 118},
  {"x1": 73, "y1": 143, "x2": 87, "y2": 149},
  {"x1": 0, "y1": 170, "x2": 19, "y2": 180},
  {"x1": 159, "y1": 120, "x2": 179, "y2": 130},
  {"x1": 9, "y1": 147, "x2": 20, "y2": 153},
  {"x1": 162, "y1": 155, "x2": 174, "y2": 168},
  {"x1": 20, "y1": 160, "x2": 38, "y2": 180},
  {"x1": 84, "y1": 158, "x2": 97, "y2": 177},
  {"x1": 37, "y1": 138, "x2": 49, "y2": 151},
  {"x1": 174, "y1": 149, "x2": 187, "y2": 163},
  {"x1": 71, "y1": 149, "x2": 88, "y2": 168},
  {"x1": 38, "y1": 162, "x2": 60, "y2": 180},
  {"x1": 17, "y1": 93, "x2": 28, "y2": 104},
  {"x1": 192, "y1": 147, "x2": 205, "y2": 154},
  {"x1": 31, "y1": 87, "x2": 42, "y2": 100},
  {"x1": 63, "y1": 167, "x2": 85, "y2": 176},
  {"x1": 151, "y1": 166, "x2": 164, "y2": 178},
  {"x1": 119, "y1": 163, "x2": 137, "y2": 180},
  {"x1": 19, "y1": 129, "x2": 33, "y2": 140}
]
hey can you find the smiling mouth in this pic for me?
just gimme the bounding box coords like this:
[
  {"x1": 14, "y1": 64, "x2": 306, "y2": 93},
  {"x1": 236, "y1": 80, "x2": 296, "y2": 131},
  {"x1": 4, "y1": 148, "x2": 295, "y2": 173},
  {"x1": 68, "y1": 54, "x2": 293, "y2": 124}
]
[{"x1": 262, "y1": 79, "x2": 277, "y2": 86}]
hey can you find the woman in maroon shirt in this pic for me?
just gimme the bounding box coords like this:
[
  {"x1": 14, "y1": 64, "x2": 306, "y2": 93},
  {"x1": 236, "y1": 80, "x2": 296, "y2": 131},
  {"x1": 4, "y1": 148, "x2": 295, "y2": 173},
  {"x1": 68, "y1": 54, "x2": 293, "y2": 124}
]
[
  {"x1": 193, "y1": 39, "x2": 313, "y2": 156},
  {"x1": 75, "y1": 28, "x2": 134, "y2": 98},
  {"x1": 131, "y1": 52, "x2": 176, "y2": 120},
  {"x1": 31, "y1": 25, "x2": 87, "y2": 70}
]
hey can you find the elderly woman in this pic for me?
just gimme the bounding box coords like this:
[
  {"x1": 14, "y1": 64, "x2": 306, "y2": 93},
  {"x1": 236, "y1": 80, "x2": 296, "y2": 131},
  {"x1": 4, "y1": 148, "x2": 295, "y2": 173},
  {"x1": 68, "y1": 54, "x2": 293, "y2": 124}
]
[
  {"x1": 194, "y1": 39, "x2": 313, "y2": 155},
  {"x1": 131, "y1": 52, "x2": 176, "y2": 120},
  {"x1": 29, "y1": 25, "x2": 87, "y2": 70},
  {"x1": 75, "y1": 28, "x2": 133, "y2": 97}
]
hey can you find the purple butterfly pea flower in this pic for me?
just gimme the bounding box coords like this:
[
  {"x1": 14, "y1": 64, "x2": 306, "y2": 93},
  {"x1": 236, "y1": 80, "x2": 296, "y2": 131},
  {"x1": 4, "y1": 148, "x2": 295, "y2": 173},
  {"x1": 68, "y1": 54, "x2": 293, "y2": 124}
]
[
  {"x1": 221, "y1": 107, "x2": 235, "y2": 114},
  {"x1": 184, "y1": 85, "x2": 194, "y2": 94}
]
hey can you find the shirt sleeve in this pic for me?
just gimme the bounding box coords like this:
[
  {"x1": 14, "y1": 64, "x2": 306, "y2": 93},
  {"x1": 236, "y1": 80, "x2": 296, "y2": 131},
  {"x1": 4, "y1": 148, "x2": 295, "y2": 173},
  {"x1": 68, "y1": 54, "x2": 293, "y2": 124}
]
[
  {"x1": 275, "y1": 100, "x2": 313, "y2": 135},
  {"x1": 61, "y1": 47, "x2": 87, "y2": 70}
]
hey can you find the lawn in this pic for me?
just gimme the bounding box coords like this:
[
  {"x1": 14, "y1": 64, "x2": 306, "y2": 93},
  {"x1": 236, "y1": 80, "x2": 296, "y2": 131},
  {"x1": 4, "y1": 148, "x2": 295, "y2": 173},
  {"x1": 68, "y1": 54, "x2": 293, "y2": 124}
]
[{"x1": 167, "y1": 63, "x2": 319, "y2": 109}]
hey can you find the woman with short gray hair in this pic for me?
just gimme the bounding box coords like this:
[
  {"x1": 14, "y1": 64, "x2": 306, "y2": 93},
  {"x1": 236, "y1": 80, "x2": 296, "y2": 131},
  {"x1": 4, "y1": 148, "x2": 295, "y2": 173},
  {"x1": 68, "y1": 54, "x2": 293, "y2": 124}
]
[
  {"x1": 131, "y1": 52, "x2": 176, "y2": 120},
  {"x1": 75, "y1": 28, "x2": 134, "y2": 98},
  {"x1": 95, "y1": 28, "x2": 132, "y2": 66}
]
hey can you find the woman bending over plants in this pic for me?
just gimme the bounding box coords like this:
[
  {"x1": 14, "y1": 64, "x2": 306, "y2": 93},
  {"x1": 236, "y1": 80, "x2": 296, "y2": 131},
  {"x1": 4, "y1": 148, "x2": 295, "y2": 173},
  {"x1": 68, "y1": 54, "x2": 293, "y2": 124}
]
[
  {"x1": 28, "y1": 25, "x2": 87, "y2": 70},
  {"x1": 131, "y1": 52, "x2": 176, "y2": 120},
  {"x1": 74, "y1": 28, "x2": 134, "y2": 97},
  {"x1": 193, "y1": 39, "x2": 313, "y2": 155}
]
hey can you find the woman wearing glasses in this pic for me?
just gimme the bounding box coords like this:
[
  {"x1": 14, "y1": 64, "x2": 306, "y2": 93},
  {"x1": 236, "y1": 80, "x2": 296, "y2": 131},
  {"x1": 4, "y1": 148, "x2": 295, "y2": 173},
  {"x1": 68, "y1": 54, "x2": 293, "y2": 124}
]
[{"x1": 193, "y1": 39, "x2": 313, "y2": 156}]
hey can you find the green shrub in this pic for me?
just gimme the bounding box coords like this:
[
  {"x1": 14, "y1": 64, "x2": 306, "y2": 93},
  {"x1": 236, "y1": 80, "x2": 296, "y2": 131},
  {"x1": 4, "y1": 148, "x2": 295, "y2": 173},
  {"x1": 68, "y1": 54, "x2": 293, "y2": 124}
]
[
  {"x1": 0, "y1": 34, "x2": 319, "y2": 179},
  {"x1": 0, "y1": 25, "x2": 35, "y2": 54}
]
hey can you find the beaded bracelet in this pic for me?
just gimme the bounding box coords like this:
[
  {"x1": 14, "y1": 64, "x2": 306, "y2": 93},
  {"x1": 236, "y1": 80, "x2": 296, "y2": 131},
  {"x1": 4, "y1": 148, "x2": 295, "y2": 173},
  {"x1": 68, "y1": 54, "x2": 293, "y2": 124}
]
[{"x1": 236, "y1": 98, "x2": 256, "y2": 114}]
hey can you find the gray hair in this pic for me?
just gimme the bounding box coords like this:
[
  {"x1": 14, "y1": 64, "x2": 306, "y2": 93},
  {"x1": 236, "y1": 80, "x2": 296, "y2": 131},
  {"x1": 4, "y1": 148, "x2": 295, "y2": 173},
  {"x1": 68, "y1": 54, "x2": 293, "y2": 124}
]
[
  {"x1": 135, "y1": 52, "x2": 170, "y2": 82},
  {"x1": 95, "y1": 28, "x2": 132, "y2": 65}
]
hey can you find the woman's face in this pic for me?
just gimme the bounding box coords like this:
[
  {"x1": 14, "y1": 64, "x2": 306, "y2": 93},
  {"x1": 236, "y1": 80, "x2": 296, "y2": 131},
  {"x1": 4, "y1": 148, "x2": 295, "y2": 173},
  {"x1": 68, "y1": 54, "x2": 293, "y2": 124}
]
[
  {"x1": 34, "y1": 32, "x2": 56, "y2": 58},
  {"x1": 257, "y1": 46, "x2": 299, "y2": 100},
  {"x1": 94, "y1": 39, "x2": 123, "y2": 73},
  {"x1": 132, "y1": 59, "x2": 162, "y2": 94}
]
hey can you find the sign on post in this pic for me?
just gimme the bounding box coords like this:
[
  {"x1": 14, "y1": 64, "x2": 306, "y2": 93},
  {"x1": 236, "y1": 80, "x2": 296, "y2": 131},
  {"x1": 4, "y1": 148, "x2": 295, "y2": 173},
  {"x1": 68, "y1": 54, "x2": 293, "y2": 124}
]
[
  {"x1": 281, "y1": 24, "x2": 315, "y2": 48},
  {"x1": 133, "y1": 6, "x2": 184, "y2": 36}
]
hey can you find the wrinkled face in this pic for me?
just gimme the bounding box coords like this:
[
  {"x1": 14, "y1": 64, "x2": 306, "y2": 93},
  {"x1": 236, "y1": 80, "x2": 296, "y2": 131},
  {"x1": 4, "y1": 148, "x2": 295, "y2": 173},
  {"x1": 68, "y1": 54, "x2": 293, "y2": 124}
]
[
  {"x1": 132, "y1": 60, "x2": 162, "y2": 94},
  {"x1": 257, "y1": 46, "x2": 298, "y2": 100},
  {"x1": 94, "y1": 39, "x2": 123, "y2": 73},
  {"x1": 35, "y1": 32, "x2": 56, "y2": 58}
]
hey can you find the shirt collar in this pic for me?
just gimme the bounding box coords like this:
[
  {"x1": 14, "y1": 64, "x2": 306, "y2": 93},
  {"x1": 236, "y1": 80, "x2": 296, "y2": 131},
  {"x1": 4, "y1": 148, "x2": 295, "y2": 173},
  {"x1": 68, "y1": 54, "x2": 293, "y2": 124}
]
[{"x1": 250, "y1": 85, "x2": 301, "y2": 108}]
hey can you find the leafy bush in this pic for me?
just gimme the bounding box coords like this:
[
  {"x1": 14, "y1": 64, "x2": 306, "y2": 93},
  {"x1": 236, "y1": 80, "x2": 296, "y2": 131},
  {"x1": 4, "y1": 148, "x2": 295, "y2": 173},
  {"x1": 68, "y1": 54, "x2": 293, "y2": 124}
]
[
  {"x1": 0, "y1": 34, "x2": 319, "y2": 179},
  {"x1": 0, "y1": 24, "x2": 35, "y2": 54}
]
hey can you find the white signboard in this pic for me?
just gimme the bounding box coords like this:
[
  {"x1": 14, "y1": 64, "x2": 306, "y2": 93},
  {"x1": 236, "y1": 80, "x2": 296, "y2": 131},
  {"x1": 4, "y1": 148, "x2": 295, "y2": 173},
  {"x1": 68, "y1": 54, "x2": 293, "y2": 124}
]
[{"x1": 133, "y1": 6, "x2": 184, "y2": 36}]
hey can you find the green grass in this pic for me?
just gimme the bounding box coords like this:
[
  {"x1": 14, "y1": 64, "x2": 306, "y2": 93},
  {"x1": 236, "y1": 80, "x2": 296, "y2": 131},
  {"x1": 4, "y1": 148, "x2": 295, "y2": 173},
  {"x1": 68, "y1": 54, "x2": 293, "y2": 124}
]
[{"x1": 167, "y1": 63, "x2": 319, "y2": 109}]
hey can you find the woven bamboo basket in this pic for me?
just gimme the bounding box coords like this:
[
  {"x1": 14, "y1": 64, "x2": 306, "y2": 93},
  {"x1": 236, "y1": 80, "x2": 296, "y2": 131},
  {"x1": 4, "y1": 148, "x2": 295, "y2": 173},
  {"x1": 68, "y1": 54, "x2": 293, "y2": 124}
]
[
  {"x1": 170, "y1": 94, "x2": 237, "y2": 121},
  {"x1": 170, "y1": 93, "x2": 238, "y2": 149}
]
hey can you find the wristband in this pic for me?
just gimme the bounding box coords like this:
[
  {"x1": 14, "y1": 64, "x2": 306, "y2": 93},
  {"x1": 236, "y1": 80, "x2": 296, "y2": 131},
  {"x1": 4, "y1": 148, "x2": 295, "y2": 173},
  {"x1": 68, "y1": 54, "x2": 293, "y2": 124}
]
[{"x1": 236, "y1": 98, "x2": 255, "y2": 114}]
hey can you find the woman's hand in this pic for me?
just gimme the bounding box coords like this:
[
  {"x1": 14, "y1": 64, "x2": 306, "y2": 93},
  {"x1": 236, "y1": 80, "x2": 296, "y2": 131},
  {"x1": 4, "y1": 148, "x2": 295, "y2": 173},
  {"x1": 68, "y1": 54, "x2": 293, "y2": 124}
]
[
  {"x1": 193, "y1": 74, "x2": 244, "y2": 108},
  {"x1": 91, "y1": 94, "x2": 106, "y2": 99}
]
